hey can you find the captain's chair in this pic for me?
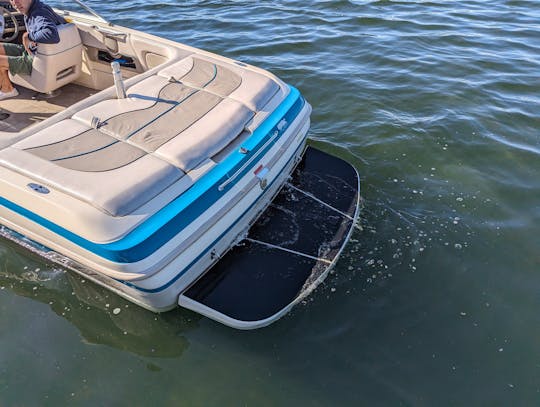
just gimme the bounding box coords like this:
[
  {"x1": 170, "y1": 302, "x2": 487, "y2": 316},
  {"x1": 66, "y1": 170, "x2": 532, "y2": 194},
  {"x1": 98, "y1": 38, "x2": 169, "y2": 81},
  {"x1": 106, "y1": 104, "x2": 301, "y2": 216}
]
[{"x1": 10, "y1": 23, "x2": 83, "y2": 94}]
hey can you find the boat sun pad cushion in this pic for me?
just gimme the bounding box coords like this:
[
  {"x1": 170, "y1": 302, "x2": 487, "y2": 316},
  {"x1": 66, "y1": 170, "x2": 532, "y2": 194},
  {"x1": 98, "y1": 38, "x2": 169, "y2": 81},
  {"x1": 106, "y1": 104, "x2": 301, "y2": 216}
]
[
  {"x1": 0, "y1": 147, "x2": 183, "y2": 217},
  {"x1": 73, "y1": 57, "x2": 264, "y2": 171},
  {"x1": 0, "y1": 55, "x2": 280, "y2": 217},
  {"x1": 155, "y1": 98, "x2": 253, "y2": 170},
  {"x1": 158, "y1": 56, "x2": 279, "y2": 110},
  {"x1": 24, "y1": 129, "x2": 146, "y2": 172},
  {"x1": 0, "y1": 120, "x2": 183, "y2": 217}
]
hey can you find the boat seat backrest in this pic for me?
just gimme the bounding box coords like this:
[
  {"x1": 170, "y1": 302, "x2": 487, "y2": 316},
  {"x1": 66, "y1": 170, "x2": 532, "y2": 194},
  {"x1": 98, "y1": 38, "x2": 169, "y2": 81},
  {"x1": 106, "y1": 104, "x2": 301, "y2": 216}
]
[{"x1": 10, "y1": 23, "x2": 83, "y2": 94}]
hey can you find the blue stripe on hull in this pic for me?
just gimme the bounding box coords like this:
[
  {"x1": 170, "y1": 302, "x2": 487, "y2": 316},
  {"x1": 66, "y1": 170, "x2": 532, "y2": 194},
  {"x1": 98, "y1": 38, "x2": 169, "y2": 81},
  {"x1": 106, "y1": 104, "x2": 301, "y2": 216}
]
[{"x1": 0, "y1": 87, "x2": 306, "y2": 263}]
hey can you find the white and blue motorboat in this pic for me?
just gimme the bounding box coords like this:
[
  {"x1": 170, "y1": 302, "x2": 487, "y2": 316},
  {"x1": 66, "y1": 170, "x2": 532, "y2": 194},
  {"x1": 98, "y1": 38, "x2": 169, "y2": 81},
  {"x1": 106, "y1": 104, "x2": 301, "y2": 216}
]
[{"x1": 0, "y1": 1, "x2": 360, "y2": 329}]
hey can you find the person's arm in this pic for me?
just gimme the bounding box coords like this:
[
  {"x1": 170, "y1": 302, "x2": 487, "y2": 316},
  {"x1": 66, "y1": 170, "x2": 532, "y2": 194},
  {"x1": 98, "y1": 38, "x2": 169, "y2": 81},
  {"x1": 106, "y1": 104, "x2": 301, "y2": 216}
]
[
  {"x1": 22, "y1": 32, "x2": 37, "y2": 54},
  {"x1": 28, "y1": 15, "x2": 60, "y2": 44}
]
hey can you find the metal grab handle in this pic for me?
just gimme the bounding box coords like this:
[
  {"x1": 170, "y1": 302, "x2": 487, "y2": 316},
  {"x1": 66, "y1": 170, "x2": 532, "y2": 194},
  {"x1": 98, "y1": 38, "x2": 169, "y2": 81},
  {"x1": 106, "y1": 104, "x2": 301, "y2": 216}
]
[
  {"x1": 218, "y1": 129, "x2": 280, "y2": 191},
  {"x1": 93, "y1": 26, "x2": 127, "y2": 41}
]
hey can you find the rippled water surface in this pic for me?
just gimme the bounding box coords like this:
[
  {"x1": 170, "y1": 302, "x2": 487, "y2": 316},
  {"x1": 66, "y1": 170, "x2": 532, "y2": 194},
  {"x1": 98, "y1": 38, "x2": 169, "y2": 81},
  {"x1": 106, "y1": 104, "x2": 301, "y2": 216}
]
[{"x1": 1, "y1": 1, "x2": 539, "y2": 405}]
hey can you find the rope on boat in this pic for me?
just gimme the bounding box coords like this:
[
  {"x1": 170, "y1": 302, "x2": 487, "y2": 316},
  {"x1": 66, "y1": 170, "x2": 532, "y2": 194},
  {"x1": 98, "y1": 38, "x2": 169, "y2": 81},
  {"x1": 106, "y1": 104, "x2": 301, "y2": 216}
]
[
  {"x1": 285, "y1": 182, "x2": 356, "y2": 222},
  {"x1": 245, "y1": 238, "x2": 332, "y2": 265}
]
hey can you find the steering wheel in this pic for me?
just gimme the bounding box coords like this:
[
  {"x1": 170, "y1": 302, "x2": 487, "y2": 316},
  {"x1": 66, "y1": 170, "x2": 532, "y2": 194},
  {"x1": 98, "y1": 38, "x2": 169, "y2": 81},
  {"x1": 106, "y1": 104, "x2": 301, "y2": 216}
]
[{"x1": 0, "y1": 7, "x2": 19, "y2": 42}]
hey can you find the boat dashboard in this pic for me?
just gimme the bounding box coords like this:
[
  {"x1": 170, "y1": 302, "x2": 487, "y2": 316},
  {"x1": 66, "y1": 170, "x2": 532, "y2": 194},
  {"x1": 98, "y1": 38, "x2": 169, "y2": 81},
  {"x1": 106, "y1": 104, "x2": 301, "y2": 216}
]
[{"x1": 1, "y1": 1, "x2": 26, "y2": 40}]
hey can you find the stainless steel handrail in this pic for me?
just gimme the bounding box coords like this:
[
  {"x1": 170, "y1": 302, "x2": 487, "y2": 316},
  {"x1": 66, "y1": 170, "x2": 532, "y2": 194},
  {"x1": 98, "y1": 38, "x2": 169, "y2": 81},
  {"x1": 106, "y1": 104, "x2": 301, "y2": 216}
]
[{"x1": 218, "y1": 129, "x2": 281, "y2": 192}]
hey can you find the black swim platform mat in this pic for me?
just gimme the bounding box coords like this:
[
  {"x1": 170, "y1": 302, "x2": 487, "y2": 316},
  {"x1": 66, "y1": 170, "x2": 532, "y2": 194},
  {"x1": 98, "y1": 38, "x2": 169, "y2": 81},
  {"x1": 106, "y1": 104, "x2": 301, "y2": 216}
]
[{"x1": 180, "y1": 146, "x2": 360, "y2": 328}]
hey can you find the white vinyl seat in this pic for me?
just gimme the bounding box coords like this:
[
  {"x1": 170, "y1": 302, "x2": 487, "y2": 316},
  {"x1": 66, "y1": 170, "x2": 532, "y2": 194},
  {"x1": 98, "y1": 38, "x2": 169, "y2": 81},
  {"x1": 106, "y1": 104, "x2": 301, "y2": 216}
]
[{"x1": 10, "y1": 23, "x2": 83, "y2": 94}]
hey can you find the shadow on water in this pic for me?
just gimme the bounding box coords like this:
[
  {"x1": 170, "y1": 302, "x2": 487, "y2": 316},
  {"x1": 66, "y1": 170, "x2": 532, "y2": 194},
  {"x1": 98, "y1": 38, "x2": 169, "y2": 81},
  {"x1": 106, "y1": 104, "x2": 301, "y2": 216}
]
[{"x1": 0, "y1": 238, "x2": 200, "y2": 358}]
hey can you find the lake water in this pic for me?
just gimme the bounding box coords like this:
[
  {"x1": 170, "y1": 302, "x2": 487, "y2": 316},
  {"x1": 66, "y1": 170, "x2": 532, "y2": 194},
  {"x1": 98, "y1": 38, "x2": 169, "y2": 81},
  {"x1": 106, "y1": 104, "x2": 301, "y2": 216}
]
[{"x1": 1, "y1": 0, "x2": 539, "y2": 405}]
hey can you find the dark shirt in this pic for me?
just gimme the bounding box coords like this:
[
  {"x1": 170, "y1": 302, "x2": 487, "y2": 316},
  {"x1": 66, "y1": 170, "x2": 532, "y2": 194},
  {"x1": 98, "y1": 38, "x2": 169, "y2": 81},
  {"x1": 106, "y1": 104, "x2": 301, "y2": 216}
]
[{"x1": 24, "y1": 0, "x2": 66, "y2": 44}]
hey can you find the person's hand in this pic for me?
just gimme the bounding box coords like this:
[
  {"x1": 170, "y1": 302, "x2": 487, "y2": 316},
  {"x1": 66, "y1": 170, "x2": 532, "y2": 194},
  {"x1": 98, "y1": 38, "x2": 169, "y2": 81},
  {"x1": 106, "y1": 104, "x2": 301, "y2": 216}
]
[{"x1": 22, "y1": 32, "x2": 37, "y2": 55}]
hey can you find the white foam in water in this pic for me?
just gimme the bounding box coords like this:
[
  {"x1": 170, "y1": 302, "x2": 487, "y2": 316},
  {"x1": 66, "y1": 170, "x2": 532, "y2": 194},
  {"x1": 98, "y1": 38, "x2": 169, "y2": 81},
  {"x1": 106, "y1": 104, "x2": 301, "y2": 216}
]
[{"x1": 21, "y1": 267, "x2": 65, "y2": 283}]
